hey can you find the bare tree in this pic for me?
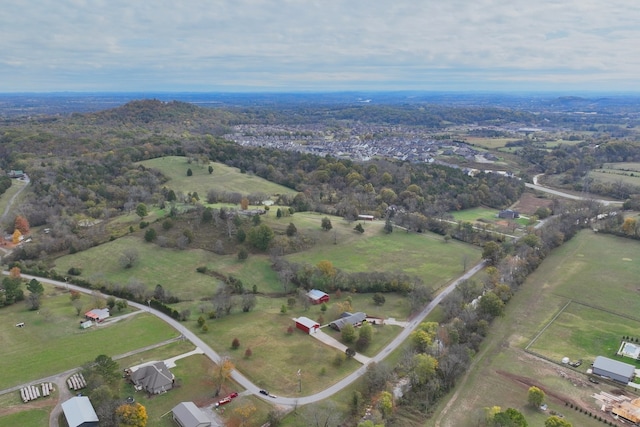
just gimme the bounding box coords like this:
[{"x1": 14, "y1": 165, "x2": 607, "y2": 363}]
[{"x1": 119, "y1": 248, "x2": 139, "y2": 269}]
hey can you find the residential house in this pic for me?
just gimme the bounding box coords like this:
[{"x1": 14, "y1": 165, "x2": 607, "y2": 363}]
[
  {"x1": 127, "y1": 361, "x2": 175, "y2": 394},
  {"x1": 329, "y1": 312, "x2": 367, "y2": 331},
  {"x1": 498, "y1": 209, "x2": 519, "y2": 219},
  {"x1": 84, "y1": 308, "x2": 110, "y2": 323}
]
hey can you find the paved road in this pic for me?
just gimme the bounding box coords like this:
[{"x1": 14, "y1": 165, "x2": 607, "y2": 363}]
[
  {"x1": 3, "y1": 261, "x2": 485, "y2": 408},
  {"x1": 527, "y1": 174, "x2": 623, "y2": 206}
]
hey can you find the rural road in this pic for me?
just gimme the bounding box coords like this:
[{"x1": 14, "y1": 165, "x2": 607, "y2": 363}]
[
  {"x1": 3, "y1": 261, "x2": 486, "y2": 409},
  {"x1": 526, "y1": 174, "x2": 623, "y2": 206}
]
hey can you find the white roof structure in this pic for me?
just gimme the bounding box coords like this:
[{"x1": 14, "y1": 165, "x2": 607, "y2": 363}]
[
  {"x1": 172, "y1": 402, "x2": 211, "y2": 427},
  {"x1": 61, "y1": 396, "x2": 99, "y2": 427},
  {"x1": 296, "y1": 317, "x2": 320, "y2": 329}
]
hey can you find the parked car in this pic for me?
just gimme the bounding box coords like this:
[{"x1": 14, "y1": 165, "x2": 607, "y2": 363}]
[
  {"x1": 229, "y1": 392, "x2": 239, "y2": 398},
  {"x1": 259, "y1": 389, "x2": 269, "y2": 396},
  {"x1": 589, "y1": 377, "x2": 599, "y2": 384}
]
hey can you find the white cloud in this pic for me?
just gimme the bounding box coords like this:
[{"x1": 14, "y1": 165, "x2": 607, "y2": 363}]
[{"x1": 1, "y1": 0, "x2": 639, "y2": 91}]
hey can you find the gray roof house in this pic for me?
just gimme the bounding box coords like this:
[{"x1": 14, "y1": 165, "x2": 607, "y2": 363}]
[
  {"x1": 61, "y1": 396, "x2": 99, "y2": 427},
  {"x1": 329, "y1": 312, "x2": 367, "y2": 331},
  {"x1": 129, "y1": 361, "x2": 174, "y2": 394},
  {"x1": 172, "y1": 402, "x2": 211, "y2": 427},
  {"x1": 592, "y1": 356, "x2": 636, "y2": 384}
]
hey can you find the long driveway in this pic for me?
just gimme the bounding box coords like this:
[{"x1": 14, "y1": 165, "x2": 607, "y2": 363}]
[
  {"x1": 4, "y1": 261, "x2": 485, "y2": 408},
  {"x1": 526, "y1": 174, "x2": 623, "y2": 206}
]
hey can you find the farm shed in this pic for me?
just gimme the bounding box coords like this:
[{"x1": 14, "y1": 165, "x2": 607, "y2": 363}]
[
  {"x1": 295, "y1": 317, "x2": 320, "y2": 334},
  {"x1": 592, "y1": 356, "x2": 635, "y2": 384},
  {"x1": 498, "y1": 209, "x2": 519, "y2": 219},
  {"x1": 172, "y1": 402, "x2": 211, "y2": 427},
  {"x1": 329, "y1": 312, "x2": 367, "y2": 331},
  {"x1": 307, "y1": 289, "x2": 330, "y2": 305},
  {"x1": 61, "y1": 396, "x2": 99, "y2": 427},
  {"x1": 358, "y1": 214, "x2": 374, "y2": 221},
  {"x1": 127, "y1": 361, "x2": 174, "y2": 394},
  {"x1": 84, "y1": 308, "x2": 110, "y2": 322}
]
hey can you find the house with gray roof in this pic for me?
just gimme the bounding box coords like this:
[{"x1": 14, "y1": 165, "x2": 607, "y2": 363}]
[
  {"x1": 329, "y1": 312, "x2": 367, "y2": 331},
  {"x1": 128, "y1": 361, "x2": 174, "y2": 394}
]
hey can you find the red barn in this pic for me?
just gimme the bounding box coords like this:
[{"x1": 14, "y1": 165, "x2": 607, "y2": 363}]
[
  {"x1": 295, "y1": 317, "x2": 320, "y2": 334},
  {"x1": 307, "y1": 289, "x2": 329, "y2": 305}
]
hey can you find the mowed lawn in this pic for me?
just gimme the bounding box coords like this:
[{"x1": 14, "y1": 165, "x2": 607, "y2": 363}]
[
  {"x1": 138, "y1": 156, "x2": 296, "y2": 198},
  {"x1": 450, "y1": 207, "x2": 500, "y2": 223},
  {"x1": 427, "y1": 230, "x2": 640, "y2": 427},
  {"x1": 0, "y1": 286, "x2": 178, "y2": 390},
  {"x1": 528, "y1": 302, "x2": 640, "y2": 367},
  {"x1": 286, "y1": 222, "x2": 481, "y2": 289}
]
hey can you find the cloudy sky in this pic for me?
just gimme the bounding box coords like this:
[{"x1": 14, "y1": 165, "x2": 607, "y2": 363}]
[{"x1": 1, "y1": 0, "x2": 639, "y2": 92}]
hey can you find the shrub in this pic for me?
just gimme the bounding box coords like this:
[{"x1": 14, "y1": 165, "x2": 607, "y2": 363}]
[
  {"x1": 232, "y1": 337, "x2": 240, "y2": 349},
  {"x1": 67, "y1": 267, "x2": 82, "y2": 276}
]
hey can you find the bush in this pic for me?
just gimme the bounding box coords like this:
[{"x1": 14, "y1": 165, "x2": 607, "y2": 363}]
[
  {"x1": 232, "y1": 337, "x2": 240, "y2": 349},
  {"x1": 67, "y1": 267, "x2": 82, "y2": 276}
]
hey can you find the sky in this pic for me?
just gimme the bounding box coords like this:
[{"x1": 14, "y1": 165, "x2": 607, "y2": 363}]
[{"x1": 1, "y1": 0, "x2": 639, "y2": 93}]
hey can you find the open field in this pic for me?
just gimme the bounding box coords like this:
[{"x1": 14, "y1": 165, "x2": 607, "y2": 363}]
[
  {"x1": 138, "y1": 156, "x2": 296, "y2": 198},
  {"x1": 589, "y1": 169, "x2": 640, "y2": 187},
  {"x1": 449, "y1": 207, "x2": 500, "y2": 222},
  {"x1": 53, "y1": 236, "x2": 224, "y2": 301},
  {"x1": 428, "y1": 230, "x2": 640, "y2": 427},
  {"x1": 0, "y1": 285, "x2": 178, "y2": 390},
  {"x1": 287, "y1": 221, "x2": 480, "y2": 288},
  {"x1": 463, "y1": 137, "x2": 521, "y2": 149},
  {"x1": 528, "y1": 301, "x2": 640, "y2": 368}
]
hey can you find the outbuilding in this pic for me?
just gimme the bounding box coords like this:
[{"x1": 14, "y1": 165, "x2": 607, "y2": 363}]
[
  {"x1": 592, "y1": 356, "x2": 635, "y2": 384},
  {"x1": 84, "y1": 308, "x2": 110, "y2": 323},
  {"x1": 307, "y1": 289, "x2": 330, "y2": 305},
  {"x1": 295, "y1": 317, "x2": 320, "y2": 334},
  {"x1": 172, "y1": 402, "x2": 211, "y2": 427},
  {"x1": 61, "y1": 396, "x2": 99, "y2": 427}
]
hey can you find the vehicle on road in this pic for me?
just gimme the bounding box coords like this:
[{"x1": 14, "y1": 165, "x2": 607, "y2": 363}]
[{"x1": 259, "y1": 389, "x2": 269, "y2": 396}]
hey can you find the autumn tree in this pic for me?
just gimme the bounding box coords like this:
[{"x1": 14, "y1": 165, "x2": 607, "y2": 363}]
[
  {"x1": 9, "y1": 266, "x2": 20, "y2": 279},
  {"x1": 233, "y1": 402, "x2": 257, "y2": 427},
  {"x1": 545, "y1": 415, "x2": 572, "y2": 427},
  {"x1": 527, "y1": 386, "x2": 545, "y2": 408},
  {"x1": 622, "y1": 217, "x2": 637, "y2": 236},
  {"x1": 214, "y1": 358, "x2": 235, "y2": 396},
  {"x1": 240, "y1": 197, "x2": 249, "y2": 210},
  {"x1": 12, "y1": 229, "x2": 22, "y2": 244},
  {"x1": 15, "y1": 215, "x2": 29, "y2": 234},
  {"x1": 116, "y1": 402, "x2": 148, "y2": 427}
]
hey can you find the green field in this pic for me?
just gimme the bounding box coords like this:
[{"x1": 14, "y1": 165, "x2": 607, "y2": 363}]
[
  {"x1": 0, "y1": 286, "x2": 178, "y2": 390},
  {"x1": 428, "y1": 230, "x2": 640, "y2": 427},
  {"x1": 464, "y1": 137, "x2": 521, "y2": 149},
  {"x1": 590, "y1": 162, "x2": 640, "y2": 187},
  {"x1": 450, "y1": 207, "x2": 500, "y2": 222},
  {"x1": 53, "y1": 236, "x2": 224, "y2": 300},
  {"x1": 287, "y1": 222, "x2": 480, "y2": 289},
  {"x1": 138, "y1": 156, "x2": 296, "y2": 199}
]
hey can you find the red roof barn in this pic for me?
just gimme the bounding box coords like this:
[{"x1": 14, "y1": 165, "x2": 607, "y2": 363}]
[{"x1": 295, "y1": 317, "x2": 320, "y2": 334}]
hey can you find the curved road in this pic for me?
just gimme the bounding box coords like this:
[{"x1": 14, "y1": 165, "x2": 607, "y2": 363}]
[
  {"x1": 527, "y1": 174, "x2": 623, "y2": 206},
  {"x1": 6, "y1": 261, "x2": 485, "y2": 408}
]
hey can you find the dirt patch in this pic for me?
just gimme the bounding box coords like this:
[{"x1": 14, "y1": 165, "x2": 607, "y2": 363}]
[
  {"x1": 0, "y1": 397, "x2": 55, "y2": 417},
  {"x1": 511, "y1": 191, "x2": 554, "y2": 216}
]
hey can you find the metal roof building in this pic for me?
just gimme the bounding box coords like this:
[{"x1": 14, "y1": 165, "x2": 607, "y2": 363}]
[{"x1": 592, "y1": 356, "x2": 635, "y2": 384}]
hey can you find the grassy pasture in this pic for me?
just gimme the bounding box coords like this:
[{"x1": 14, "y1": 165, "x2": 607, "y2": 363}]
[
  {"x1": 428, "y1": 230, "x2": 640, "y2": 427},
  {"x1": 0, "y1": 408, "x2": 49, "y2": 427},
  {"x1": 528, "y1": 301, "x2": 640, "y2": 367},
  {"x1": 590, "y1": 170, "x2": 640, "y2": 186},
  {"x1": 53, "y1": 236, "x2": 223, "y2": 301},
  {"x1": 138, "y1": 156, "x2": 296, "y2": 198},
  {"x1": 0, "y1": 286, "x2": 177, "y2": 390},
  {"x1": 450, "y1": 207, "x2": 499, "y2": 223},
  {"x1": 286, "y1": 222, "x2": 480, "y2": 288},
  {"x1": 0, "y1": 179, "x2": 29, "y2": 226},
  {"x1": 464, "y1": 137, "x2": 521, "y2": 149}
]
